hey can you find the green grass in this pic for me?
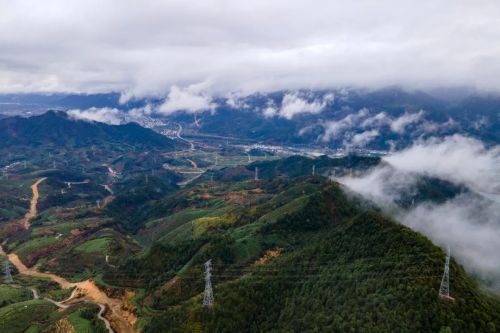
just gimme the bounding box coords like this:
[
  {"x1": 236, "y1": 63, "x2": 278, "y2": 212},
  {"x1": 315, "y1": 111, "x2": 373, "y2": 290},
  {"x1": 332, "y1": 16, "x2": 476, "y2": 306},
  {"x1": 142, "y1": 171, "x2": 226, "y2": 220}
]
[
  {"x1": 45, "y1": 288, "x2": 73, "y2": 302},
  {"x1": 159, "y1": 222, "x2": 194, "y2": 244},
  {"x1": 15, "y1": 237, "x2": 60, "y2": 262},
  {"x1": 0, "y1": 285, "x2": 33, "y2": 307},
  {"x1": 68, "y1": 309, "x2": 94, "y2": 332},
  {"x1": 192, "y1": 214, "x2": 238, "y2": 237},
  {"x1": 0, "y1": 299, "x2": 57, "y2": 332},
  {"x1": 25, "y1": 325, "x2": 41, "y2": 333},
  {"x1": 256, "y1": 194, "x2": 311, "y2": 225},
  {"x1": 139, "y1": 208, "x2": 213, "y2": 243},
  {"x1": 74, "y1": 237, "x2": 111, "y2": 253},
  {"x1": 50, "y1": 222, "x2": 82, "y2": 235},
  {"x1": 234, "y1": 235, "x2": 262, "y2": 262}
]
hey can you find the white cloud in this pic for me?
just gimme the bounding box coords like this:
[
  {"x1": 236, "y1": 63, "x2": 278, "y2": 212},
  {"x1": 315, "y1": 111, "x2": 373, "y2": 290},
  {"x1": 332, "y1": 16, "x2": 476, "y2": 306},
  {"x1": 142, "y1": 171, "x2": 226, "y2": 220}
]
[
  {"x1": 127, "y1": 104, "x2": 153, "y2": 119},
  {"x1": 319, "y1": 108, "x2": 430, "y2": 144},
  {"x1": 347, "y1": 129, "x2": 379, "y2": 148},
  {"x1": 262, "y1": 106, "x2": 278, "y2": 118},
  {"x1": 389, "y1": 110, "x2": 424, "y2": 134},
  {"x1": 360, "y1": 112, "x2": 389, "y2": 128},
  {"x1": 225, "y1": 92, "x2": 250, "y2": 109},
  {"x1": 417, "y1": 117, "x2": 458, "y2": 133},
  {"x1": 2, "y1": 1, "x2": 500, "y2": 95},
  {"x1": 401, "y1": 195, "x2": 500, "y2": 276},
  {"x1": 384, "y1": 135, "x2": 500, "y2": 193},
  {"x1": 320, "y1": 108, "x2": 369, "y2": 141},
  {"x1": 262, "y1": 93, "x2": 334, "y2": 119},
  {"x1": 157, "y1": 84, "x2": 216, "y2": 115},
  {"x1": 67, "y1": 107, "x2": 123, "y2": 125},
  {"x1": 339, "y1": 135, "x2": 500, "y2": 282}
]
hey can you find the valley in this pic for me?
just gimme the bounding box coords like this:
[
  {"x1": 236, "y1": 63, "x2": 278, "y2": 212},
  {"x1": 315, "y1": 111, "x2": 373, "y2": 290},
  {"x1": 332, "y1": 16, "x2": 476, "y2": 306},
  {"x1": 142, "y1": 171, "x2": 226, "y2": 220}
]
[
  {"x1": 0, "y1": 111, "x2": 498, "y2": 332},
  {"x1": 3, "y1": 178, "x2": 135, "y2": 332},
  {"x1": 2, "y1": 1, "x2": 500, "y2": 332}
]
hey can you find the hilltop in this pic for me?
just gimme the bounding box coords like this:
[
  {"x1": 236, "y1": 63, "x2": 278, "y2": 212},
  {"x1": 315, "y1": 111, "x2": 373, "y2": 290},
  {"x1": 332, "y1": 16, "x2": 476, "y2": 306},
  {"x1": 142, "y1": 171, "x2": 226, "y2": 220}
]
[
  {"x1": 0, "y1": 111, "x2": 181, "y2": 149},
  {"x1": 0, "y1": 145, "x2": 499, "y2": 332}
]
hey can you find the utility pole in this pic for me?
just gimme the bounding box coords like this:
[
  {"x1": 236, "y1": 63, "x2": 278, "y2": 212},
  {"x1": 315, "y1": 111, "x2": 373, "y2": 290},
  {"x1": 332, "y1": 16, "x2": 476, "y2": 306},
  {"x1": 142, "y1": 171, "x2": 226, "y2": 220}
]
[
  {"x1": 203, "y1": 259, "x2": 214, "y2": 307},
  {"x1": 439, "y1": 246, "x2": 453, "y2": 301},
  {"x1": 4, "y1": 260, "x2": 13, "y2": 284},
  {"x1": 254, "y1": 167, "x2": 259, "y2": 181}
]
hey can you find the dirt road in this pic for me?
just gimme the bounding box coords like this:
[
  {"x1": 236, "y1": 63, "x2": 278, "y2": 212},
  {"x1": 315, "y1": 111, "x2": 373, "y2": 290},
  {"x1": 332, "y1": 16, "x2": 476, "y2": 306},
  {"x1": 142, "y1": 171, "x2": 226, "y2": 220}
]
[
  {"x1": 8, "y1": 249, "x2": 136, "y2": 332},
  {"x1": 6, "y1": 178, "x2": 137, "y2": 333},
  {"x1": 20, "y1": 177, "x2": 46, "y2": 229}
]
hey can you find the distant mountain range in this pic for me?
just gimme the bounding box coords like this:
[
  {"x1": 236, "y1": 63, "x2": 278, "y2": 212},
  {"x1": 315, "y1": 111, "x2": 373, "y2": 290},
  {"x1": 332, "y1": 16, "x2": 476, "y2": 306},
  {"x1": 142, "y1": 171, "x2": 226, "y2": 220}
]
[
  {"x1": 0, "y1": 87, "x2": 499, "y2": 149},
  {"x1": 0, "y1": 111, "x2": 180, "y2": 149}
]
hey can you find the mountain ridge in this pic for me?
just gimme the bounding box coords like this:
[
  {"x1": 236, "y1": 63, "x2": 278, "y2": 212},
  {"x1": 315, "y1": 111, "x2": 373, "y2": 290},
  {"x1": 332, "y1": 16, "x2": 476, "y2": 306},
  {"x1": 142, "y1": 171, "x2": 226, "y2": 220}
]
[{"x1": 0, "y1": 110, "x2": 181, "y2": 149}]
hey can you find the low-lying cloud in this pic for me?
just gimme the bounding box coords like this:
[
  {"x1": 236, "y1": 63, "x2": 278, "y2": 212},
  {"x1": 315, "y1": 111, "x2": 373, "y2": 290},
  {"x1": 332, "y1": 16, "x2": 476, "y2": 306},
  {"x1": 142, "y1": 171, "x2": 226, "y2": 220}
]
[
  {"x1": 157, "y1": 84, "x2": 216, "y2": 115},
  {"x1": 389, "y1": 110, "x2": 424, "y2": 134},
  {"x1": 315, "y1": 107, "x2": 457, "y2": 149},
  {"x1": 262, "y1": 92, "x2": 334, "y2": 119},
  {"x1": 67, "y1": 107, "x2": 123, "y2": 125},
  {"x1": 339, "y1": 135, "x2": 500, "y2": 285}
]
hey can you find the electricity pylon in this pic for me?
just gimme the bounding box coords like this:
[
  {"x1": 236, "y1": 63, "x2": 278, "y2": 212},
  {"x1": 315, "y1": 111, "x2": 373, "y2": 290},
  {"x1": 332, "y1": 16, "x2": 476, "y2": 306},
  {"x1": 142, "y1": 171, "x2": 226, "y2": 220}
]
[
  {"x1": 203, "y1": 259, "x2": 214, "y2": 307},
  {"x1": 4, "y1": 260, "x2": 13, "y2": 284},
  {"x1": 439, "y1": 246, "x2": 454, "y2": 301}
]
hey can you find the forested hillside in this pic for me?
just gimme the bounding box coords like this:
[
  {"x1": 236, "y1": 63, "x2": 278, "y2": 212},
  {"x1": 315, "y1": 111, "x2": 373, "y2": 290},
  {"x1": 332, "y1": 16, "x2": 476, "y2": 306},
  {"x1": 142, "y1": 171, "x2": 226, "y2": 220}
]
[{"x1": 101, "y1": 170, "x2": 500, "y2": 332}]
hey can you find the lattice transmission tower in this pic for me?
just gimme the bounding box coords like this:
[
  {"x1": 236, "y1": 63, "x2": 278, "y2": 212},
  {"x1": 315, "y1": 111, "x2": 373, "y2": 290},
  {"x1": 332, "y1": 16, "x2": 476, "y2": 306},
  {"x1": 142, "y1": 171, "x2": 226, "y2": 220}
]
[
  {"x1": 203, "y1": 259, "x2": 214, "y2": 307},
  {"x1": 4, "y1": 260, "x2": 13, "y2": 284},
  {"x1": 439, "y1": 246, "x2": 454, "y2": 301}
]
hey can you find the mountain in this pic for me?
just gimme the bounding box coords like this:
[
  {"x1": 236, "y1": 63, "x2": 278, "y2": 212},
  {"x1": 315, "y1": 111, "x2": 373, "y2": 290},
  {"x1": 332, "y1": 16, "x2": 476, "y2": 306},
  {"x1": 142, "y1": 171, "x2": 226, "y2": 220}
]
[
  {"x1": 2, "y1": 87, "x2": 498, "y2": 150},
  {"x1": 112, "y1": 175, "x2": 500, "y2": 333},
  {"x1": 0, "y1": 111, "x2": 181, "y2": 149},
  {"x1": 167, "y1": 87, "x2": 500, "y2": 149},
  {"x1": 2, "y1": 147, "x2": 499, "y2": 332}
]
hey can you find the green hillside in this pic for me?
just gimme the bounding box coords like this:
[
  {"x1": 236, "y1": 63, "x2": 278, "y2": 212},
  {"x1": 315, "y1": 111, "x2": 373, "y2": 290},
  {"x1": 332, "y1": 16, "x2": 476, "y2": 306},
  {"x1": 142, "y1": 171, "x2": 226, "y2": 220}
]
[
  {"x1": 100, "y1": 173, "x2": 500, "y2": 332},
  {"x1": 1, "y1": 152, "x2": 499, "y2": 332}
]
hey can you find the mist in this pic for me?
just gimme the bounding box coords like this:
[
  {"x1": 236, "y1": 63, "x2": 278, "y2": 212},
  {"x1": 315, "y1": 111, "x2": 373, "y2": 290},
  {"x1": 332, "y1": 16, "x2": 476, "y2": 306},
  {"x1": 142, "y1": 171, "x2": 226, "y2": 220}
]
[{"x1": 339, "y1": 135, "x2": 500, "y2": 286}]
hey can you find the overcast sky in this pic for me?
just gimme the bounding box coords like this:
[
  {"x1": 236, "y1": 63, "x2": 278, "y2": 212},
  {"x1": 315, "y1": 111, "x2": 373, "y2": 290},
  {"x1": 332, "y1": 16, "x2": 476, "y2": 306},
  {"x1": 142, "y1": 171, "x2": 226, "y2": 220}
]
[{"x1": 1, "y1": 0, "x2": 500, "y2": 97}]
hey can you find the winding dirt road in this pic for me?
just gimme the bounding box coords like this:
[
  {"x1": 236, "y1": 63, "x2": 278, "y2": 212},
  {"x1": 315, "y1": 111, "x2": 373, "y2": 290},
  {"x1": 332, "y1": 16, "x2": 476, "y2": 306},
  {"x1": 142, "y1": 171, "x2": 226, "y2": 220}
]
[
  {"x1": 5, "y1": 178, "x2": 137, "y2": 333},
  {"x1": 20, "y1": 177, "x2": 46, "y2": 229}
]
